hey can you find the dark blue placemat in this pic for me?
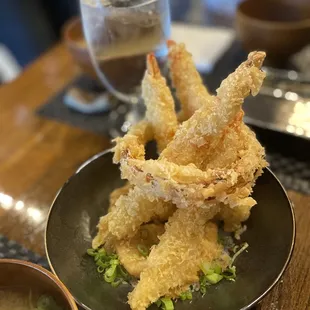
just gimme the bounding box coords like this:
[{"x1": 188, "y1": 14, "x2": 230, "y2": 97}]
[{"x1": 0, "y1": 234, "x2": 49, "y2": 269}]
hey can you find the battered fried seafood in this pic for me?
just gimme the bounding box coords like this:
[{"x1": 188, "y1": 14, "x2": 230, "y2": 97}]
[
  {"x1": 115, "y1": 223, "x2": 165, "y2": 278},
  {"x1": 168, "y1": 40, "x2": 212, "y2": 121},
  {"x1": 92, "y1": 41, "x2": 268, "y2": 310},
  {"x1": 143, "y1": 54, "x2": 178, "y2": 152},
  {"x1": 128, "y1": 207, "x2": 230, "y2": 310},
  {"x1": 118, "y1": 52, "x2": 266, "y2": 209}
]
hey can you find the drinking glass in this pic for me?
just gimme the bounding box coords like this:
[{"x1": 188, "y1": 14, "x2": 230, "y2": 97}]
[{"x1": 80, "y1": 0, "x2": 171, "y2": 134}]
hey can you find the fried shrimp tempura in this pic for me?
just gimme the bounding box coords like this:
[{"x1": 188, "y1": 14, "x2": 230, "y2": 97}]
[
  {"x1": 115, "y1": 223, "x2": 165, "y2": 278},
  {"x1": 113, "y1": 120, "x2": 153, "y2": 164},
  {"x1": 103, "y1": 51, "x2": 266, "y2": 243},
  {"x1": 160, "y1": 51, "x2": 266, "y2": 168},
  {"x1": 142, "y1": 54, "x2": 178, "y2": 152},
  {"x1": 93, "y1": 186, "x2": 175, "y2": 246},
  {"x1": 108, "y1": 182, "x2": 132, "y2": 213},
  {"x1": 118, "y1": 52, "x2": 266, "y2": 208},
  {"x1": 128, "y1": 207, "x2": 230, "y2": 310},
  {"x1": 168, "y1": 40, "x2": 212, "y2": 121},
  {"x1": 94, "y1": 59, "x2": 179, "y2": 248}
]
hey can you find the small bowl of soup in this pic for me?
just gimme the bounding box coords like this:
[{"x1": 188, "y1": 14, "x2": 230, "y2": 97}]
[
  {"x1": 0, "y1": 259, "x2": 77, "y2": 310},
  {"x1": 236, "y1": 0, "x2": 310, "y2": 65}
]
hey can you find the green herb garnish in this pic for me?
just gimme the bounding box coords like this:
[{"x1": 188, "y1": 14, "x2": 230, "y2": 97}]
[
  {"x1": 205, "y1": 273, "x2": 223, "y2": 284},
  {"x1": 230, "y1": 242, "x2": 249, "y2": 267},
  {"x1": 179, "y1": 290, "x2": 192, "y2": 301},
  {"x1": 160, "y1": 297, "x2": 174, "y2": 310},
  {"x1": 87, "y1": 247, "x2": 130, "y2": 287},
  {"x1": 137, "y1": 244, "x2": 149, "y2": 257}
]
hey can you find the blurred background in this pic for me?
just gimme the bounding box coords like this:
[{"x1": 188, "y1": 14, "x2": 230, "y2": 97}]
[{"x1": 0, "y1": 0, "x2": 241, "y2": 83}]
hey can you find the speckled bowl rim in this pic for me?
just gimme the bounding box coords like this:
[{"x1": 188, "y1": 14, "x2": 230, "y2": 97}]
[
  {"x1": 0, "y1": 258, "x2": 78, "y2": 310},
  {"x1": 45, "y1": 149, "x2": 296, "y2": 310}
]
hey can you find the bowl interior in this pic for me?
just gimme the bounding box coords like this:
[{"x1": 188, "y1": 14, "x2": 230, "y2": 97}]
[
  {"x1": 238, "y1": 0, "x2": 310, "y2": 23},
  {"x1": 0, "y1": 260, "x2": 76, "y2": 310},
  {"x1": 46, "y1": 151, "x2": 295, "y2": 310}
]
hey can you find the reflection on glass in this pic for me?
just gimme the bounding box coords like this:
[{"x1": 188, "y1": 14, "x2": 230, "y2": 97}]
[{"x1": 80, "y1": 0, "x2": 171, "y2": 104}]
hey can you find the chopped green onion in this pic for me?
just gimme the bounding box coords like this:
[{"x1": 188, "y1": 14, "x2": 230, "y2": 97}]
[
  {"x1": 98, "y1": 248, "x2": 106, "y2": 256},
  {"x1": 200, "y1": 285, "x2": 207, "y2": 296},
  {"x1": 111, "y1": 279, "x2": 122, "y2": 288},
  {"x1": 213, "y1": 265, "x2": 222, "y2": 275},
  {"x1": 87, "y1": 248, "x2": 97, "y2": 257},
  {"x1": 200, "y1": 274, "x2": 208, "y2": 285},
  {"x1": 200, "y1": 262, "x2": 214, "y2": 275},
  {"x1": 230, "y1": 243, "x2": 249, "y2": 267},
  {"x1": 96, "y1": 260, "x2": 109, "y2": 268},
  {"x1": 232, "y1": 245, "x2": 239, "y2": 253},
  {"x1": 155, "y1": 299, "x2": 162, "y2": 307},
  {"x1": 179, "y1": 290, "x2": 192, "y2": 301},
  {"x1": 97, "y1": 266, "x2": 105, "y2": 273},
  {"x1": 205, "y1": 273, "x2": 223, "y2": 284},
  {"x1": 110, "y1": 254, "x2": 118, "y2": 260},
  {"x1": 223, "y1": 266, "x2": 236, "y2": 281},
  {"x1": 94, "y1": 253, "x2": 101, "y2": 262},
  {"x1": 87, "y1": 247, "x2": 131, "y2": 288},
  {"x1": 110, "y1": 259, "x2": 120, "y2": 266},
  {"x1": 104, "y1": 265, "x2": 117, "y2": 283},
  {"x1": 185, "y1": 290, "x2": 192, "y2": 300},
  {"x1": 137, "y1": 244, "x2": 149, "y2": 257},
  {"x1": 118, "y1": 265, "x2": 129, "y2": 279},
  {"x1": 160, "y1": 298, "x2": 174, "y2": 310}
]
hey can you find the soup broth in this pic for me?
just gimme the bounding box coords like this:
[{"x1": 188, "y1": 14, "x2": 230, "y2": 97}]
[{"x1": 0, "y1": 288, "x2": 63, "y2": 310}]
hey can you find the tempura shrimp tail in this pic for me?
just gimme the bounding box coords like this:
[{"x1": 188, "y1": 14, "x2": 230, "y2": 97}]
[
  {"x1": 160, "y1": 51, "x2": 266, "y2": 167},
  {"x1": 142, "y1": 54, "x2": 178, "y2": 153},
  {"x1": 113, "y1": 120, "x2": 153, "y2": 164},
  {"x1": 168, "y1": 40, "x2": 212, "y2": 121}
]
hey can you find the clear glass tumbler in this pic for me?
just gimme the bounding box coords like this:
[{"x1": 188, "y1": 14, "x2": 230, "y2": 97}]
[{"x1": 80, "y1": 0, "x2": 171, "y2": 134}]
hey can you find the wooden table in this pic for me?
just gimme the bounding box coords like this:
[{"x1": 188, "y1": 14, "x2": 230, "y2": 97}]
[{"x1": 0, "y1": 43, "x2": 309, "y2": 310}]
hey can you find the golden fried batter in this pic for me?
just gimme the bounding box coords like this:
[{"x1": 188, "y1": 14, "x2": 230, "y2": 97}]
[
  {"x1": 108, "y1": 182, "x2": 132, "y2": 213},
  {"x1": 92, "y1": 44, "x2": 268, "y2": 310},
  {"x1": 142, "y1": 54, "x2": 178, "y2": 152},
  {"x1": 168, "y1": 40, "x2": 212, "y2": 121},
  {"x1": 128, "y1": 207, "x2": 230, "y2": 310},
  {"x1": 115, "y1": 223, "x2": 165, "y2": 278},
  {"x1": 160, "y1": 51, "x2": 266, "y2": 168}
]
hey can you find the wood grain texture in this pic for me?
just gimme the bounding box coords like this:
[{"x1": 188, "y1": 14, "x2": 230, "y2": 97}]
[
  {"x1": 0, "y1": 44, "x2": 110, "y2": 255},
  {"x1": 0, "y1": 43, "x2": 308, "y2": 310}
]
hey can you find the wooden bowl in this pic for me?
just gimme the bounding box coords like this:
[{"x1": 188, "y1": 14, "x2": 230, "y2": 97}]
[
  {"x1": 62, "y1": 17, "x2": 98, "y2": 80},
  {"x1": 0, "y1": 259, "x2": 78, "y2": 310},
  {"x1": 236, "y1": 0, "x2": 310, "y2": 65}
]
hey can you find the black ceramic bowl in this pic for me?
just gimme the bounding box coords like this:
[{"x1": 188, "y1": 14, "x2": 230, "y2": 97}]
[{"x1": 45, "y1": 150, "x2": 295, "y2": 310}]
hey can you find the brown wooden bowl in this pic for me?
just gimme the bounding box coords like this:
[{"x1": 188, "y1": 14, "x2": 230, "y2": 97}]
[
  {"x1": 0, "y1": 259, "x2": 78, "y2": 310},
  {"x1": 62, "y1": 17, "x2": 98, "y2": 80},
  {"x1": 236, "y1": 0, "x2": 310, "y2": 65}
]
